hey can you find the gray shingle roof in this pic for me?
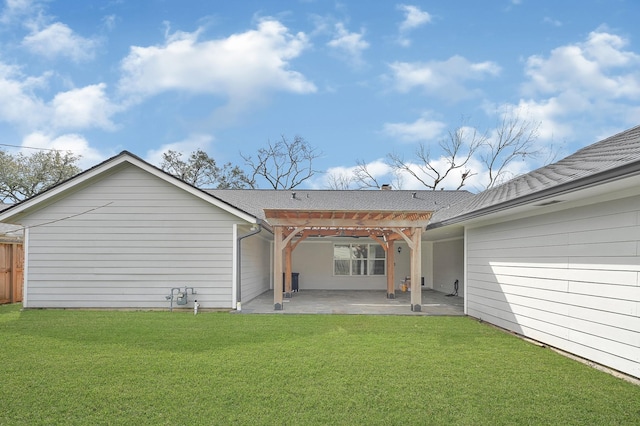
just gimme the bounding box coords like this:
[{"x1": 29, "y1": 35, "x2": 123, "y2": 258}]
[
  {"x1": 430, "y1": 124, "x2": 640, "y2": 226},
  {"x1": 207, "y1": 189, "x2": 475, "y2": 221}
]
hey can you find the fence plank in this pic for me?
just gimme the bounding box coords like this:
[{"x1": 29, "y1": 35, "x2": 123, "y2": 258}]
[{"x1": 0, "y1": 243, "x2": 23, "y2": 304}]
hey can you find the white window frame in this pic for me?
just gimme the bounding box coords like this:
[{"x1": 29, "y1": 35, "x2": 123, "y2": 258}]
[{"x1": 333, "y1": 243, "x2": 386, "y2": 276}]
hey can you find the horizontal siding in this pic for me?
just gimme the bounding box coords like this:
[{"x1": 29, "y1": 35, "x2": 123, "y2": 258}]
[
  {"x1": 22, "y1": 164, "x2": 242, "y2": 309},
  {"x1": 466, "y1": 194, "x2": 640, "y2": 379},
  {"x1": 433, "y1": 239, "x2": 464, "y2": 294},
  {"x1": 239, "y1": 230, "x2": 271, "y2": 303}
]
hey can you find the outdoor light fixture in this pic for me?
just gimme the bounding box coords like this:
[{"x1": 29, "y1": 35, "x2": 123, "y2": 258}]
[{"x1": 397, "y1": 246, "x2": 402, "y2": 253}]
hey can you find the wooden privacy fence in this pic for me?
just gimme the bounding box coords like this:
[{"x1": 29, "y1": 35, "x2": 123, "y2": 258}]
[{"x1": 0, "y1": 242, "x2": 24, "y2": 304}]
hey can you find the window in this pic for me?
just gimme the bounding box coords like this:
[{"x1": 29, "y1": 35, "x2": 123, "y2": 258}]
[{"x1": 333, "y1": 243, "x2": 386, "y2": 276}]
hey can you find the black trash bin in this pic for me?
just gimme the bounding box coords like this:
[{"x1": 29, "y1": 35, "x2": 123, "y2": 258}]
[{"x1": 283, "y1": 272, "x2": 300, "y2": 292}]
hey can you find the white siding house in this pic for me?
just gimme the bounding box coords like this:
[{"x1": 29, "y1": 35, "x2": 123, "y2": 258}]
[
  {"x1": 0, "y1": 154, "x2": 262, "y2": 310},
  {"x1": 1, "y1": 124, "x2": 639, "y2": 379},
  {"x1": 428, "y1": 124, "x2": 640, "y2": 379},
  {"x1": 465, "y1": 194, "x2": 640, "y2": 378}
]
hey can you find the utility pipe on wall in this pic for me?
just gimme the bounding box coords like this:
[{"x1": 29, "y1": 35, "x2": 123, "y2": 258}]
[{"x1": 235, "y1": 223, "x2": 262, "y2": 311}]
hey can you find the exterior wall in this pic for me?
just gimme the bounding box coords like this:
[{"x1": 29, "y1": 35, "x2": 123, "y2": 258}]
[
  {"x1": 291, "y1": 238, "x2": 434, "y2": 292},
  {"x1": 19, "y1": 164, "x2": 242, "y2": 309},
  {"x1": 239, "y1": 226, "x2": 271, "y2": 303},
  {"x1": 292, "y1": 239, "x2": 388, "y2": 290},
  {"x1": 465, "y1": 195, "x2": 640, "y2": 378},
  {"x1": 433, "y1": 238, "x2": 464, "y2": 295}
]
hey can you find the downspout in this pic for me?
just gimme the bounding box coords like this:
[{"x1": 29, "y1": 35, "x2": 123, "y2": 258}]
[{"x1": 235, "y1": 223, "x2": 262, "y2": 311}]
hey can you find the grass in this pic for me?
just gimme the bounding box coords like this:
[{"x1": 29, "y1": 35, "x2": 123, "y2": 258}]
[{"x1": 0, "y1": 304, "x2": 638, "y2": 425}]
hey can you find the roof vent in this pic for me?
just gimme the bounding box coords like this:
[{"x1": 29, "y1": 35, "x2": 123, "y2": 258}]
[
  {"x1": 291, "y1": 192, "x2": 296, "y2": 199},
  {"x1": 380, "y1": 184, "x2": 392, "y2": 190},
  {"x1": 411, "y1": 192, "x2": 417, "y2": 198}
]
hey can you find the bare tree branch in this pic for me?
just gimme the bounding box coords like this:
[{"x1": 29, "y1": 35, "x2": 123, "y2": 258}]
[
  {"x1": 160, "y1": 149, "x2": 252, "y2": 189},
  {"x1": 480, "y1": 107, "x2": 540, "y2": 189},
  {"x1": 324, "y1": 172, "x2": 353, "y2": 190},
  {"x1": 241, "y1": 135, "x2": 321, "y2": 189},
  {"x1": 388, "y1": 124, "x2": 484, "y2": 190}
]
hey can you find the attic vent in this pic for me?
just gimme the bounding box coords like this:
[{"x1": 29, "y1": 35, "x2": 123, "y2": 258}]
[
  {"x1": 291, "y1": 192, "x2": 296, "y2": 199},
  {"x1": 535, "y1": 199, "x2": 564, "y2": 206},
  {"x1": 380, "y1": 184, "x2": 392, "y2": 190},
  {"x1": 411, "y1": 192, "x2": 417, "y2": 198}
]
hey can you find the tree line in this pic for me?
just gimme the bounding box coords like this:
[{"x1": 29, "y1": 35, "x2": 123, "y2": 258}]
[{"x1": 0, "y1": 111, "x2": 543, "y2": 203}]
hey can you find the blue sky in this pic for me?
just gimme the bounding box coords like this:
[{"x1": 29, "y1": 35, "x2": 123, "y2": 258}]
[{"x1": 0, "y1": 0, "x2": 638, "y2": 191}]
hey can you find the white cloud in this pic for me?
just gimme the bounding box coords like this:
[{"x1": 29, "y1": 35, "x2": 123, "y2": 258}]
[
  {"x1": 0, "y1": 63, "x2": 50, "y2": 127},
  {"x1": 397, "y1": 4, "x2": 431, "y2": 32},
  {"x1": 523, "y1": 30, "x2": 640, "y2": 98},
  {"x1": 0, "y1": 0, "x2": 40, "y2": 24},
  {"x1": 514, "y1": 29, "x2": 640, "y2": 142},
  {"x1": 22, "y1": 22, "x2": 99, "y2": 62},
  {"x1": 21, "y1": 132, "x2": 105, "y2": 169},
  {"x1": 51, "y1": 84, "x2": 118, "y2": 131},
  {"x1": 542, "y1": 17, "x2": 562, "y2": 27},
  {"x1": 317, "y1": 159, "x2": 392, "y2": 189},
  {"x1": 0, "y1": 62, "x2": 120, "y2": 132},
  {"x1": 118, "y1": 18, "x2": 316, "y2": 116},
  {"x1": 382, "y1": 114, "x2": 446, "y2": 142},
  {"x1": 396, "y1": 4, "x2": 432, "y2": 47},
  {"x1": 327, "y1": 22, "x2": 369, "y2": 68},
  {"x1": 388, "y1": 55, "x2": 501, "y2": 100},
  {"x1": 144, "y1": 134, "x2": 214, "y2": 167}
]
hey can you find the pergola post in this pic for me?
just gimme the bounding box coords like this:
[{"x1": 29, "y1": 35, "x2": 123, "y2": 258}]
[
  {"x1": 410, "y1": 227, "x2": 422, "y2": 312},
  {"x1": 386, "y1": 240, "x2": 395, "y2": 299},
  {"x1": 265, "y1": 210, "x2": 432, "y2": 312},
  {"x1": 284, "y1": 241, "x2": 293, "y2": 298},
  {"x1": 273, "y1": 226, "x2": 284, "y2": 310}
]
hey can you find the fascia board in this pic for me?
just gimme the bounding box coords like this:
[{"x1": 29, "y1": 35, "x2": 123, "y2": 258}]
[{"x1": 431, "y1": 162, "x2": 640, "y2": 230}]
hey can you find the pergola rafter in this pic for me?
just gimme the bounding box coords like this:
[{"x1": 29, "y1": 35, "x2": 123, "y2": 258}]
[{"x1": 265, "y1": 209, "x2": 432, "y2": 312}]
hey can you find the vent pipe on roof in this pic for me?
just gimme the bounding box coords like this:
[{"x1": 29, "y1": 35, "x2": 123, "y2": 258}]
[
  {"x1": 291, "y1": 192, "x2": 296, "y2": 199},
  {"x1": 380, "y1": 184, "x2": 391, "y2": 190},
  {"x1": 412, "y1": 192, "x2": 417, "y2": 198}
]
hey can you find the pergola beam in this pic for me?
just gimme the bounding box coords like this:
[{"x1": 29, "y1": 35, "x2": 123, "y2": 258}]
[{"x1": 269, "y1": 209, "x2": 432, "y2": 312}]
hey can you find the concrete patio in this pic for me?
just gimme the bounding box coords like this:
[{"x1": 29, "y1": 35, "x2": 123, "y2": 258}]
[{"x1": 238, "y1": 289, "x2": 465, "y2": 315}]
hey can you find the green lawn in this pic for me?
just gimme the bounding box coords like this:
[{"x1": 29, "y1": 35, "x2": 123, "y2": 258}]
[{"x1": 0, "y1": 304, "x2": 638, "y2": 425}]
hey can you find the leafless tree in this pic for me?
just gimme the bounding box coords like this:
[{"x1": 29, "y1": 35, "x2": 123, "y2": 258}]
[
  {"x1": 479, "y1": 109, "x2": 540, "y2": 189},
  {"x1": 351, "y1": 159, "x2": 405, "y2": 190},
  {"x1": 241, "y1": 135, "x2": 321, "y2": 189},
  {"x1": 388, "y1": 125, "x2": 485, "y2": 190},
  {"x1": 381, "y1": 110, "x2": 542, "y2": 191},
  {"x1": 325, "y1": 171, "x2": 353, "y2": 190}
]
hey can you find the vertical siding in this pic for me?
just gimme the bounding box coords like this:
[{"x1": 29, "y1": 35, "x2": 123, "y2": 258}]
[
  {"x1": 466, "y1": 195, "x2": 640, "y2": 378},
  {"x1": 21, "y1": 164, "x2": 242, "y2": 309},
  {"x1": 433, "y1": 239, "x2": 464, "y2": 295}
]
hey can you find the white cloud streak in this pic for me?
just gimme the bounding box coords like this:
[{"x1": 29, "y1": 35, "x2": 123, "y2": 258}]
[
  {"x1": 388, "y1": 55, "x2": 501, "y2": 100},
  {"x1": 396, "y1": 4, "x2": 432, "y2": 47},
  {"x1": 398, "y1": 4, "x2": 431, "y2": 32},
  {"x1": 22, "y1": 22, "x2": 99, "y2": 62},
  {"x1": 327, "y1": 22, "x2": 369, "y2": 68},
  {"x1": 382, "y1": 114, "x2": 446, "y2": 142}
]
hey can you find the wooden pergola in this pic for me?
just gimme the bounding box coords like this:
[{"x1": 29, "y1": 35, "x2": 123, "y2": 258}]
[{"x1": 264, "y1": 209, "x2": 433, "y2": 312}]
